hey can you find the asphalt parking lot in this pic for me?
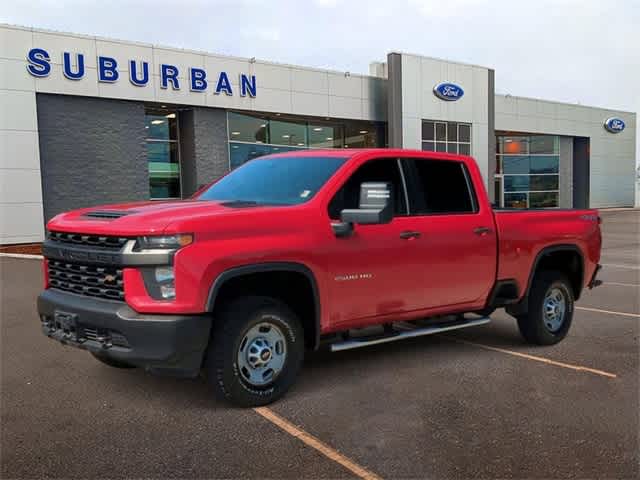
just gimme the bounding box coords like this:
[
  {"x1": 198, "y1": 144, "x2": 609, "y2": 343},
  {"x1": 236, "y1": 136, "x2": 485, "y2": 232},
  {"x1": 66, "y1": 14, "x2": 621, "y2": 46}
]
[{"x1": 1, "y1": 210, "x2": 638, "y2": 479}]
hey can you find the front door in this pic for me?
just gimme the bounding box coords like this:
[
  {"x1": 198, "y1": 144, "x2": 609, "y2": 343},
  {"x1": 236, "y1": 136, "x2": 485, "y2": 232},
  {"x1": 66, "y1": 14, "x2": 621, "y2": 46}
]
[{"x1": 324, "y1": 157, "x2": 420, "y2": 325}]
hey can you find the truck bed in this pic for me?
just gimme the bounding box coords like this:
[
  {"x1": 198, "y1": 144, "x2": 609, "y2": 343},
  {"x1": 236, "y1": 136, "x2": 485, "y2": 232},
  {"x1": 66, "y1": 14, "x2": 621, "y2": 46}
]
[{"x1": 493, "y1": 208, "x2": 601, "y2": 298}]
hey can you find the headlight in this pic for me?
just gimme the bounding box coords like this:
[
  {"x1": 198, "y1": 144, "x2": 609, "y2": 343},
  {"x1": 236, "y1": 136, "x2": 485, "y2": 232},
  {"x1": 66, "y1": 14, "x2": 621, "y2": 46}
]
[{"x1": 137, "y1": 234, "x2": 193, "y2": 251}]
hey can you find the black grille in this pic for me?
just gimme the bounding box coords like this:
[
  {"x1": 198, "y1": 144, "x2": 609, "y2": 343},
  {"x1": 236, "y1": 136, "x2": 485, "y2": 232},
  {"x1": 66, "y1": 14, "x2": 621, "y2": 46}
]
[
  {"x1": 83, "y1": 210, "x2": 132, "y2": 219},
  {"x1": 48, "y1": 260, "x2": 124, "y2": 301},
  {"x1": 48, "y1": 231, "x2": 129, "y2": 250}
]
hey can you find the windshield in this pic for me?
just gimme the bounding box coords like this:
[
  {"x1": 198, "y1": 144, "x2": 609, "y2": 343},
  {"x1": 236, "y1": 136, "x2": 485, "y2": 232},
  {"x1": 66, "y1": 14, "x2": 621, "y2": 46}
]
[{"x1": 197, "y1": 155, "x2": 347, "y2": 206}]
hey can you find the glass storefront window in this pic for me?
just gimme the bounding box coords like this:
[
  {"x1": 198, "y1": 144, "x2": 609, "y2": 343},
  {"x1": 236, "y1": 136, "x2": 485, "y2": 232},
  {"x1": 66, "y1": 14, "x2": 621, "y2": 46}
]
[
  {"x1": 530, "y1": 192, "x2": 559, "y2": 208},
  {"x1": 530, "y1": 135, "x2": 559, "y2": 154},
  {"x1": 228, "y1": 112, "x2": 269, "y2": 143},
  {"x1": 344, "y1": 123, "x2": 378, "y2": 148},
  {"x1": 504, "y1": 192, "x2": 528, "y2": 209},
  {"x1": 502, "y1": 156, "x2": 530, "y2": 175},
  {"x1": 145, "y1": 109, "x2": 181, "y2": 200},
  {"x1": 421, "y1": 120, "x2": 471, "y2": 155},
  {"x1": 226, "y1": 112, "x2": 384, "y2": 168},
  {"x1": 145, "y1": 113, "x2": 178, "y2": 140},
  {"x1": 530, "y1": 155, "x2": 560, "y2": 174},
  {"x1": 229, "y1": 143, "x2": 305, "y2": 169},
  {"x1": 498, "y1": 136, "x2": 528, "y2": 155},
  {"x1": 308, "y1": 123, "x2": 344, "y2": 148},
  {"x1": 270, "y1": 119, "x2": 307, "y2": 147},
  {"x1": 422, "y1": 121, "x2": 434, "y2": 141},
  {"x1": 496, "y1": 134, "x2": 560, "y2": 208}
]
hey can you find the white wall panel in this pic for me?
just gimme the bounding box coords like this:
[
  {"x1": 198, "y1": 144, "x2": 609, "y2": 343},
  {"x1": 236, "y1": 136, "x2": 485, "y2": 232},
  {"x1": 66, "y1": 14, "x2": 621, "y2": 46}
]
[
  {"x1": 292, "y1": 91, "x2": 329, "y2": 117},
  {"x1": 0, "y1": 58, "x2": 36, "y2": 91},
  {"x1": 0, "y1": 90, "x2": 38, "y2": 131},
  {"x1": 329, "y1": 95, "x2": 362, "y2": 119},
  {"x1": 0, "y1": 204, "x2": 45, "y2": 243},
  {"x1": 0, "y1": 169, "x2": 44, "y2": 204},
  {"x1": 291, "y1": 68, "x2": 328, "y2": 95},
  {"x1": 0, "y1": 130, "x2": 40, "y2": 170}
]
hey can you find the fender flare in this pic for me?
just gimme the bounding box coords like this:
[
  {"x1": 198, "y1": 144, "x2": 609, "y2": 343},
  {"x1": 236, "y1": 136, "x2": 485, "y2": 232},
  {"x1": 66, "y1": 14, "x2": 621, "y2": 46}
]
[
  {"x1": 205, "y1": 262, "x2": 322, "y2": 350},
  {"x1": 509, "y1": 244, "x2": 584, "y2": 315}
]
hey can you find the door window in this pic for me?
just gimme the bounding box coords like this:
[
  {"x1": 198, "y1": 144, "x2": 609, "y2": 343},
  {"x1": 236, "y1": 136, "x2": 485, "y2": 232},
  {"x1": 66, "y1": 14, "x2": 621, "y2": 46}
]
[
  {"x1": 328, "y1": 158, "x2": 408, "y2": 220},
  {"x1": 408, "y1": 159, "x2": 477, "y2": 214}
]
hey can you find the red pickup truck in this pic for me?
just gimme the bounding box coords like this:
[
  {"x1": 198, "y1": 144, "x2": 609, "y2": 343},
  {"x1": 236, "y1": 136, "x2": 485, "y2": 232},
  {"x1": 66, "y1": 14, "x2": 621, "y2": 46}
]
[{"x1": 38, "y1": 149, "x2": 602, "y2": 406}]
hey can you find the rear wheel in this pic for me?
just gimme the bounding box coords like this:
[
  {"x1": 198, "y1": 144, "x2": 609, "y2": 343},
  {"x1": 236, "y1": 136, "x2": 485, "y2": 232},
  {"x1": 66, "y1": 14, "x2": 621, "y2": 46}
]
[
  {"x1": 206, "y1": 296, "x2": 304, "y2": 407},
  {"x1": 90, "y1": 352, "x2": 136, "y2": 369},
  {"x1": 516, "y1": 271, "x2": 574, "y2": 345}
]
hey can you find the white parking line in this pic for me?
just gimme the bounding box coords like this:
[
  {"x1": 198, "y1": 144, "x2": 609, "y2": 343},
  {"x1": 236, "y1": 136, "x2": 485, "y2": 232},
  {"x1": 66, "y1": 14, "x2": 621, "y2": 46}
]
[
  {"x1": 254, "y1": 407, "x2": 383, "y2": 480},
  {"x1": 602, "y1": 281, "x2": 640, "y2": 288},
  {"x1": 576, "y1": 306, "x2": 640, "y2": 318},
  {"x1": 442, "y1": 336, "x2": 617, "y2": 378},
  {"x1": 601, "y1": 263, "x2": 640, "y2": 270}
]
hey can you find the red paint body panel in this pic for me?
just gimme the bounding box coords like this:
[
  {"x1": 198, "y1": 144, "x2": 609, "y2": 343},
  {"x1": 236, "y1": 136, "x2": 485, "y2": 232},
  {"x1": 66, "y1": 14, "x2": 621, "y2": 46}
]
[{"x1": 45, "y1": 149, "x2": 601, "y2": 335}]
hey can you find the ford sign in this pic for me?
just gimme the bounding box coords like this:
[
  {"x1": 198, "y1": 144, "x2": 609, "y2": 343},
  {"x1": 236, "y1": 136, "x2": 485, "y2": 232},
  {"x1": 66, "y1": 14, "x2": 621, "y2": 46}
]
[
  {"x1": 433, "y1": 82, "x2": 464, "y2": 101},
  {"x1": 604, "y1": 117, "x2": 625, "y2": 133}
]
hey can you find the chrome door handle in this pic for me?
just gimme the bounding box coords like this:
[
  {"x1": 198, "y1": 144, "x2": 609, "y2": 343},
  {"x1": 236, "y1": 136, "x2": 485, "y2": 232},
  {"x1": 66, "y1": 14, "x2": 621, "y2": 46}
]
[{"x1": 400, "y1": 231, "x2": 421, "y2": 239}]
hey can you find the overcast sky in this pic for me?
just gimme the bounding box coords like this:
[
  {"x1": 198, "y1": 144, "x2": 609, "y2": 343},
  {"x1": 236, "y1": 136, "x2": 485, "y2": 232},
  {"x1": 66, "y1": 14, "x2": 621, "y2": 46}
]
[{"x1": 3, "y1": 0, "x2": 639, "y2": 164}]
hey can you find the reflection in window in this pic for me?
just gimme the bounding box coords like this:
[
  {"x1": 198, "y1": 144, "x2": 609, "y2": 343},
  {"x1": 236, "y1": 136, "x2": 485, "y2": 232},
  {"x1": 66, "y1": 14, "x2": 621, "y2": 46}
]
[
  {"x1": 145, "y1": 110, "x2": 181, "y2": 199},
  {"x1": 270, "y1": 120, "x2": 307, "y2": 147},
  {"x1": 227, "y1": 111, "x2": 384, "y2": 168},
  {"x1": 308, "y1": 123, "x2": 344, "y2": 148},
  {"x1": 421, "y1": 120, "x2": 471, "y2": 155},
  {"x1": 228, "y1": 112, "x2": 268, "y2": 143}
]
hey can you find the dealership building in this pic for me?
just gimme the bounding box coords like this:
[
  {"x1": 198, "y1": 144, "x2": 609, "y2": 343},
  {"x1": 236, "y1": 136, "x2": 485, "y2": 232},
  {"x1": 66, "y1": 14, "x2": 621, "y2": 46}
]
[{"x1": 0, "y1": 23, "x2": 637, "y2": 245}]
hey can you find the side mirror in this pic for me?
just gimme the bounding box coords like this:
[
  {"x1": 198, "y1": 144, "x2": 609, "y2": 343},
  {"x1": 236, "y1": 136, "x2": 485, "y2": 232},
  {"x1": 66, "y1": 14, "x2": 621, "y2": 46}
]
[{"x1": 332, "y1": 182, "x2": 393, "y2": 237}]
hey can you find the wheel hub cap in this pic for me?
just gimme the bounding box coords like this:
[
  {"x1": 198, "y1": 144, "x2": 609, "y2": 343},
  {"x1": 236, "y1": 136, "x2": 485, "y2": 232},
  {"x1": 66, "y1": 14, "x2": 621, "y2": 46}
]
[
  {"x1": 237, "y1": 321, "x2": 287, "y2": 387},
  {"x1": 543, "y1": 287, "x2": 566, "y2": 333}
]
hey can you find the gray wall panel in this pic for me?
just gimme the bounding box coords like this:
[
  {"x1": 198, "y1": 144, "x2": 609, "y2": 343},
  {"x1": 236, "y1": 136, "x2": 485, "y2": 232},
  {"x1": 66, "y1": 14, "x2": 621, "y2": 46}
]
[
  {"x1": 559, "y1": 136, "x2": 573, "y2": 208},
  {"x1": 179, "y1": 107, "x2": 228, "y2": 197},
  {"x1": 487, "y1": 69, "x2": 496, "y2": 202},
  {"x1": 387, "y1": 53, "x2": 403, "y2": 148},
  {"x1": 193, "y1": 107, "x2": 229, "y2": 188},
  {"x1": 36, "y1": 94, "x2": 147, "y2": 222}
]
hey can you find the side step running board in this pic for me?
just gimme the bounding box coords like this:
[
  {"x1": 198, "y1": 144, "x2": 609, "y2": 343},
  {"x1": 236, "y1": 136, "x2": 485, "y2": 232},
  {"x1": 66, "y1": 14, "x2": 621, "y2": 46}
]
[{"x1": 330, "y1": 316, "x2": 490, "y2": 352}]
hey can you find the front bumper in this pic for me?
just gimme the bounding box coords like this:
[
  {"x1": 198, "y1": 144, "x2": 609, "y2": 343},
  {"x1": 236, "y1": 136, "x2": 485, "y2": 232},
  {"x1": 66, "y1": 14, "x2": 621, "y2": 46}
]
[{"x1": 37, "y1": 289, "x2": 211, "y2": 377}]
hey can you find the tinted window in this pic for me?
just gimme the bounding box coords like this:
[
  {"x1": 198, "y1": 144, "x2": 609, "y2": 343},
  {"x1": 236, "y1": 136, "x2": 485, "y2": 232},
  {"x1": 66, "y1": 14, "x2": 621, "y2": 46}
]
[
  {"x1": 198, "y1": 156, "x2": 346, "y2": 206},
  {"x1": 328, "y1": 159, "x2": 407, "y2": 219},
  {"x1": 410, "y1": 159, "x2": 476, "y2": 214}
]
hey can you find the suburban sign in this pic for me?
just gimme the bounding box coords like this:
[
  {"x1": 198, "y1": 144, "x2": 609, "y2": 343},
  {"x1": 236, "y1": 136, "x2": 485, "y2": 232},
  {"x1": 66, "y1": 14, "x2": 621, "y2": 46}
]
[
  {"x1": 26, "y1": 48, "x2": 257, "y2": 97},
  {"x1": 433, "y1": 82, "x2": 464, "y2": 101},
  {"x1": 603, "y1": 117, "x2": 625, "y2": 134}
]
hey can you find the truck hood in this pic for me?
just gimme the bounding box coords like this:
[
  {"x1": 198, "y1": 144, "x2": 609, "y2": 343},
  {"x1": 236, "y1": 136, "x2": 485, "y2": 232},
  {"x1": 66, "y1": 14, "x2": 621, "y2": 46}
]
[{"x1": 46, "y1": 200, "x2": 272, "y2": 236}]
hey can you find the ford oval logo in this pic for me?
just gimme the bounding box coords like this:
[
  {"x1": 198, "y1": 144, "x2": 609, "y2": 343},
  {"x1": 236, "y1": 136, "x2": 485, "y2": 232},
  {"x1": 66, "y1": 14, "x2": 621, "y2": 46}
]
[
  {"x1": 604, "y1": 117, "x2": 625, "y2": 133},
  {"x1": 433, "y1": 82, "x2": 464, "y2": 101}
]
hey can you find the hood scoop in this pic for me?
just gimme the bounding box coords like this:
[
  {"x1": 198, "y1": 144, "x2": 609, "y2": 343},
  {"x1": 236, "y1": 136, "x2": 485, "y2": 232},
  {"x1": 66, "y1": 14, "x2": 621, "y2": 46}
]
[{"x1": 83, "y1": 210, "x2": 134, "y2": 220}]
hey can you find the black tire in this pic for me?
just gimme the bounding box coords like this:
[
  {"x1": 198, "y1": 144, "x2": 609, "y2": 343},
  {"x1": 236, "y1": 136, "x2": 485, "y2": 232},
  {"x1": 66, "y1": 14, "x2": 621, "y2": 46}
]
[
  {"x1": 90, "y1": 352, "x2": 136, "y2": 369},
  {"x1": 516, "y1": 270, "x2": 574, "y2": 345},
  {"x1": 206, "y1": 296, "x2": 304, "y2": 407}
]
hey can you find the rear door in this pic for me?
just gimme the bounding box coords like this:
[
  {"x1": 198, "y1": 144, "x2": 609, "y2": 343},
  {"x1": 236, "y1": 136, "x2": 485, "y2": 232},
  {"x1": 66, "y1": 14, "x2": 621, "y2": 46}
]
[{"x1": 400, "y1": 156, "x2": 497, "y2": 310}]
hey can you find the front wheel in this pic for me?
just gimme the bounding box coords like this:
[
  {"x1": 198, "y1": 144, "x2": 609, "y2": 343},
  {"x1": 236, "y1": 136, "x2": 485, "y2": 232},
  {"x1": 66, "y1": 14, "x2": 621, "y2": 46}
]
[
  {"x1": 516, "y1": 271, "x2": 574, "y2": 345},
  {"x1": 206, "y1": 296, "x2": 304, "y2": 407}
]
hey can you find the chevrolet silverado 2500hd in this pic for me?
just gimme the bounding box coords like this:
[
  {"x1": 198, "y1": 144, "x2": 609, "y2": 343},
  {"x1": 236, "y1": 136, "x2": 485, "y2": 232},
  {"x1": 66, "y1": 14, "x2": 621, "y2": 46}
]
[{"x1": 38, "y1": 149, "x2": 602, "y2": 406}]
